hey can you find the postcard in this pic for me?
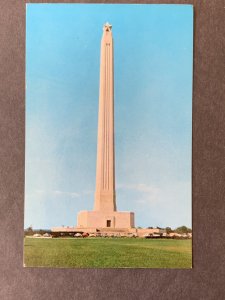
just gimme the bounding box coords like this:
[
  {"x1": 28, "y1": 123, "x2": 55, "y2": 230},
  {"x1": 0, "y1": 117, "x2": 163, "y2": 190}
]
[{"x1": 24, "y1": 4, "x2": 193, "y2": 268}]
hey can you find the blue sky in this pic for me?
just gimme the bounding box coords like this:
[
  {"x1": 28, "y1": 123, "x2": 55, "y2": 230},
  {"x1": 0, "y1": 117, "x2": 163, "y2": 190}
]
[{"x1": 25, "y1": 4, "x2": 193, "y2": 229}]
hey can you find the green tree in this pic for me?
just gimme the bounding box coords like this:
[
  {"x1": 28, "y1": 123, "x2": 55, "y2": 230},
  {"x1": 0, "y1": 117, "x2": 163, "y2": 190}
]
[
  {"x1": 165, "y1": 227, "x2": 173, "y2": 234},
  {"x1": 174, "y1": 226, "x2": 192, "y2": 234},
  {"x1": 25, "y1": 226, "x2": 33, "y2": 236}
]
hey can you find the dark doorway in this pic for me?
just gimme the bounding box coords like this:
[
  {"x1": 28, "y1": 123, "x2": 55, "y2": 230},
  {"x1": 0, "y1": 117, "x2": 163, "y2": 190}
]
[{"x1": 106, "y1": 220, "x2": 111, "y2": 227}]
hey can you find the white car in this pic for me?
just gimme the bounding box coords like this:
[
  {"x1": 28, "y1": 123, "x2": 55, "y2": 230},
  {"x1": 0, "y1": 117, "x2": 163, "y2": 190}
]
[
  {"x1": 33, "y1": 233, "x2": 42, "y2": 238},
  {"x1": 43, "y1": 233, "x2": 52, "y2": 238},
  {"x1": 89, "y1": 233, "x2": 96, "y2": 237},
  {"x1": 74, "y1": 233, "x2": 82, "y2": 238}
]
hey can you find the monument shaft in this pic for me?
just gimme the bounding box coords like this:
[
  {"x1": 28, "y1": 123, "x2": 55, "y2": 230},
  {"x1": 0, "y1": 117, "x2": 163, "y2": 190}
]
[
  {"x1": 76, "y1": 23, "x2": 134, "y2": 229},
  {"x1": 94, "y1": 24, "x2": 116, "y2": 212}
]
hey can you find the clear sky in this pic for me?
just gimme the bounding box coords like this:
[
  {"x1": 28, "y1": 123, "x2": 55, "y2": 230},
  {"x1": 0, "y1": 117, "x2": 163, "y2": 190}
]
[{"x1": 25, "y1": 4, "x2": 193, "y2": 229}]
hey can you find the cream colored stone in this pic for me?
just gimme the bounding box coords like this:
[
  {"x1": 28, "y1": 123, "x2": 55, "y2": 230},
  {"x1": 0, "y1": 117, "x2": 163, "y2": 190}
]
[
  {"x1": 94, "y1": 22, "x2": 116, "y2": 213},
  {"x1": 77, "y1": 23, "x2": 135, "y2": 229},
  {"x1": 77, "y1": 211, "x2": 134, "y2": 229}
]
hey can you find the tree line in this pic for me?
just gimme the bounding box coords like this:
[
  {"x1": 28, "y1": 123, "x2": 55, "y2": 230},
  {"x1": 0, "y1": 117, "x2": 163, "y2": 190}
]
[{"x1": 146, "y1": 226, "x2": 192, "y2": 234}]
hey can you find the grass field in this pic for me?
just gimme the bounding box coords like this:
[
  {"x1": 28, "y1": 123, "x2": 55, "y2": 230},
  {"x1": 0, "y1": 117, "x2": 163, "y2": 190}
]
[{"x1": 24, "y1": 237, "x2": 192, "y2": 268}]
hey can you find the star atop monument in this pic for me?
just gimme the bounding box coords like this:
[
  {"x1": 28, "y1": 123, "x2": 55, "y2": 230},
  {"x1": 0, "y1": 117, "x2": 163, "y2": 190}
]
[{"x1": 104, "y1": 22, "x2": 112, "y2": 32}]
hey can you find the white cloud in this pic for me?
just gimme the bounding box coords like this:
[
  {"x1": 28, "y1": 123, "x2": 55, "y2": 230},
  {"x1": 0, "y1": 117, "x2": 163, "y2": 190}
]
[
  {"x1": 136, "y1": 183, "x2": 159, "y2": 194},
  {"x1": 117, "y1": 182, "x2": 160, "y2": 204},
  {"x1": 53, "y1": 190, "x2": 80, "y2": 198},
  {"x1": 82, "y1": 190, "x2": 93, "y2": 195},
  {"x1": 118, "y1": 182, "x2": 159, "y2": 194},
  {"x1": 27, "y1": 189, "x2": 80, "y2": 199}
]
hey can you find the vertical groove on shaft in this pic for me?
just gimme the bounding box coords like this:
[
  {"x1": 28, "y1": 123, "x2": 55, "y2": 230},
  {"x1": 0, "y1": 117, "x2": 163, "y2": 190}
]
[
  {"x1": 105, "y1": 44, "x2": 108, "y2": 190},
  {"x1": 103, "y1": 44, "x2": 107, "y2": 190},
  {"x1": 102, "y1": 45, "x2": 105, "y2": 190},
  {"x1": 107, "y1": 44, "x2": 109, "y2": 190},
  {"x1": 105, "y1": 44, "x2": 107, "y2": 190}
]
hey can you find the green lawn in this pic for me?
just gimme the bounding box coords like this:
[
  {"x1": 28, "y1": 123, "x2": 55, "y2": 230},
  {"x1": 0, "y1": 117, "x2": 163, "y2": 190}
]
[{"x1": 24, "y1": 237, "x2": 192, "y2": 268}]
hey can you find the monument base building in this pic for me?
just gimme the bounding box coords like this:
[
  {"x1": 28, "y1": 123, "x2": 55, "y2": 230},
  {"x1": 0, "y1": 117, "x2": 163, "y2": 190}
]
[{"x1": 77, "y1": 210, "x2": 134, "y2": 229}]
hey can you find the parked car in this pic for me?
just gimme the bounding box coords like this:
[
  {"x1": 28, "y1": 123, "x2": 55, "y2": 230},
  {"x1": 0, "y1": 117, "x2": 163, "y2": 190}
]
[
  {"x1": 127, "y1": 233, "x2": 137, "y2": 238},
  {"x1": 74, "y1": 233, "x2": 82, "y2": 238},
  {"x1": 43, "y1": 233, "x2": 52, "y2": 238},
  {"x1": 33, "y1": 233, "x2": 42, "y2": 238},
  {"x1": 89, "y1": 233, "x2": 96, "y2": 237},
  {"x1": 82, "y1": 232, "x2": 89, "y2": 238},
  {"x1": 143, "y1": 233, "x2": 152, "y2": 238}
]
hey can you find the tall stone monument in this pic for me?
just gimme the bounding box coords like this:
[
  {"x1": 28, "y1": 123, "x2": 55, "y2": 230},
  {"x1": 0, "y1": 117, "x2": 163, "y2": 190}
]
[{"x1": 77, "y1": 23, "x2": 134, "y2": 229}]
